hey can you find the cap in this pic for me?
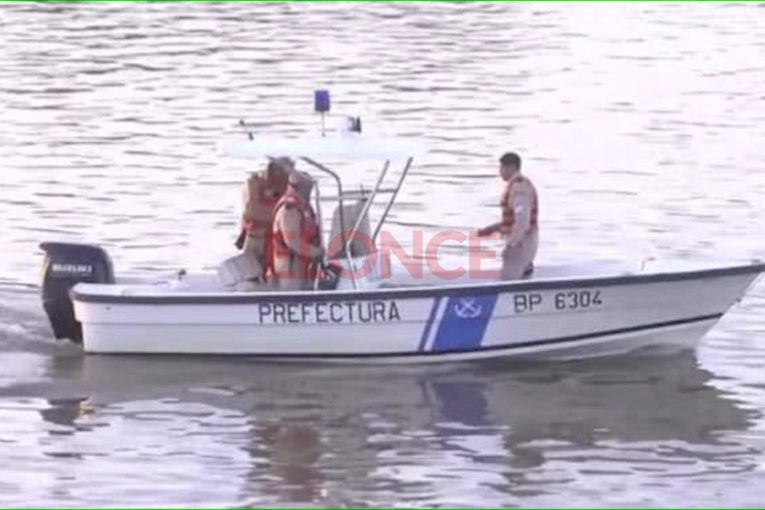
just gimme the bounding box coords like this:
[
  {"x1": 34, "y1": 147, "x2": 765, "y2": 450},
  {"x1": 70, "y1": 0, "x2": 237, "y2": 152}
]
[
  {"x1": 268, "y1": 156, "x2": 295, "y2": 172},
  {"x1": 289, "y1": 170, "x2": 314, "y2": 188}
]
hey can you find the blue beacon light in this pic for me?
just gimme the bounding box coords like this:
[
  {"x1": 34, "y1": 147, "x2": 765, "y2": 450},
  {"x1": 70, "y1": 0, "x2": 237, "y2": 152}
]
[
  {"x1": 314, "y1": 90, "x2": 330, "y2": 112},
  {"x1": 314, "y1": 90, "x2": 330, "y2": 136}
]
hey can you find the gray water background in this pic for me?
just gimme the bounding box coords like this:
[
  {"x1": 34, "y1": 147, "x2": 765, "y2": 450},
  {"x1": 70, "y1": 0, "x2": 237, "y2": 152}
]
[{"x1": 0, "y1": 2, "x2": 764, "y2": 507}]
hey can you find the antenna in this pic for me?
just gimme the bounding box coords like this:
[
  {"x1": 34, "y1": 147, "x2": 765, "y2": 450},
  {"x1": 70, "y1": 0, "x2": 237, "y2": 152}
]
[{"x1": 237, "y1": 119, "x2": 254, "y2": 140}]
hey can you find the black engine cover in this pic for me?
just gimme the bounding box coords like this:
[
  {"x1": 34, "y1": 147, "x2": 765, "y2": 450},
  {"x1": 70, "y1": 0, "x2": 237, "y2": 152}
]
[{"x1": 39, "y1": 242, "x2": 115, "y2": 344}]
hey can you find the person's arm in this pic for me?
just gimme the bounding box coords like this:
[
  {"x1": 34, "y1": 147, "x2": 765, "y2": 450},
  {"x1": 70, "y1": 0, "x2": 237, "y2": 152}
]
[
  {"x1": 477, "y1": 222, "x2": 502, "y2": 237},
  {"x1": 502, "y1": 182, "x2": 532, "y2": 246},
  {"x1": 478, "y1": 185, "x2": 509, "y2": 237},
  {"x1": 241, "y1": 176, "x2": 261, "y2": 222},
  {"x1": 236, "y1": 179, "x2": 254, "y2": 249}
]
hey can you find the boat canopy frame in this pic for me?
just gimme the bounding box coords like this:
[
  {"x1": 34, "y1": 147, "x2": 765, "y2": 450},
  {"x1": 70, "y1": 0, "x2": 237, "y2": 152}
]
[{"x1": 222, "y1": 122, "x2": 425, "y2": 289}]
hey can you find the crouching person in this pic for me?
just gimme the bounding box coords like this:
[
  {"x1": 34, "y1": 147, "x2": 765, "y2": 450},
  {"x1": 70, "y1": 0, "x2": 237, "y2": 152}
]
[
  {"x1": 236, "y1": 157, "x2": 293, "y2": 276},
  {"x1": 263, "y1": 171, "x2": 325, "y2": 291}
]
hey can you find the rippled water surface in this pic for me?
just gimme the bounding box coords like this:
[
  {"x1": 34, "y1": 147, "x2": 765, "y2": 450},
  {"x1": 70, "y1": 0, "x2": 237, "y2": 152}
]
[{"x1": 1, "y1": 2, "x2": 765, "y2": 507}]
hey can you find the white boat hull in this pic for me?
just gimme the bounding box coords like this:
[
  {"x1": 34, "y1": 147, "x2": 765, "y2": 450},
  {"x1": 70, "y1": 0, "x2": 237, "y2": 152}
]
[
  {"x1": 76, "y1": 315, "x2": 719, "y2": 364},
  {"x1": 69, "y1": 262, "x2": 763, "y2": 361}
]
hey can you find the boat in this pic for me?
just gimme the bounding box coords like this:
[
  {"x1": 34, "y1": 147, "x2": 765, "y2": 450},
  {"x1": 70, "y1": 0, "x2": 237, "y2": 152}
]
[{"x1": 36, "y1": 93, "x2": 765, "y2": 361}]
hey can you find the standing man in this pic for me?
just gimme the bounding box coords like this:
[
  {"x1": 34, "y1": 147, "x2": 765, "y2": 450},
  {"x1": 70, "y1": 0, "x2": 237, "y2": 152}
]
[
  {"x1": 478, "y1": 152, "x2": 539, "y2": 279},
  {"x1": 236, "y1": 157, "x2": 293, "y2": 278}
]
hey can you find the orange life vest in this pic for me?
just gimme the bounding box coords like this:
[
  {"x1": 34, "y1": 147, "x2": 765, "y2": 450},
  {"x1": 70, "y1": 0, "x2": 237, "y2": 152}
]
[
  {"x1": 241, "y1": 172, "x2": 281, "y2": 236},
  {"x1": 263, "y1": 187, "x2": 322, "y2": 281},
  {"x1": 500, "y1": 173, "x2": 539, "y2": 235}
]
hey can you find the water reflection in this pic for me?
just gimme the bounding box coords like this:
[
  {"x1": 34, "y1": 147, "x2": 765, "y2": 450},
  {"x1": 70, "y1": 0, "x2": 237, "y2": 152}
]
[
  {"x1": 39, "y1": 397, "x2": 90, "y2": 431},
  {"x1": 19, "y1": 352, "x2": 756, "y2": 505},
  {"x1": 248, "y1": 420, "x2": 324, "y2": 503}
]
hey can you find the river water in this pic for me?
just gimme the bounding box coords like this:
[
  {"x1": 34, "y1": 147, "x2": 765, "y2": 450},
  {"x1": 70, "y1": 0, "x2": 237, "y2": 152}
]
[{"x1": 1, "y1": 1, "x2": 765, "y2": 507}]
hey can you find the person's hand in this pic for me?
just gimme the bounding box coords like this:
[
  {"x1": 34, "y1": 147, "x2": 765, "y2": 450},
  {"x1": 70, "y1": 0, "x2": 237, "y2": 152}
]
[
  {"x1": 477, "y1": 226, "x2": 493, "y2": 237},
  {"x1": 325, "y1": 261, "x2": 344, "y2": 276},
  {"x1": 310, "y1": 245, "x2": 326, "y2": 261},
  {"x1": 235, "y1": 229, "x2": 246, "y2": 249}
]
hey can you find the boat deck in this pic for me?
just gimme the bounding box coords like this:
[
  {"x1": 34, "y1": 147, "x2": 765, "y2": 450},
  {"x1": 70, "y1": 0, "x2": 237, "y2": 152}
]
[
  {"x1": 70, "y1": 256, "x2": 764, "y2": 299},
  {"x1": 83, "y1": 259, "x2": 643, "y2": 297}
]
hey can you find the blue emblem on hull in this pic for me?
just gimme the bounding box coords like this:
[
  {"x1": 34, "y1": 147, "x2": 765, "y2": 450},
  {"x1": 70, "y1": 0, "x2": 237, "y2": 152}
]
[{"x1": 419, "y1": 295, "x2": 499, "y2": 353}]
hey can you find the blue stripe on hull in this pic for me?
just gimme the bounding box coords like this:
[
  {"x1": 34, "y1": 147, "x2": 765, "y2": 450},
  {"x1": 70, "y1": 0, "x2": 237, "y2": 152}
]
[
  {"x1": 418, "y1": 296, "x2": 442, "y2": 352},
  {"x1": 430, "y1": 295, "x2": 499, "y2": 352}
]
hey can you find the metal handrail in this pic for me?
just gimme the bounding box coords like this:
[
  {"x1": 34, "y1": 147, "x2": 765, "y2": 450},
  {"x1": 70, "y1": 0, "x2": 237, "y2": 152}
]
[
  {"x1": 260, "y1": 153, "x2": 412, "y2": 291},
  {"x1": 320, "y1": 187, "x2": 401, "y2": 200},
  {"x1": 338, "y1": 161, "x2": 391, "y2": 289},
  {"x1": 300, "y1": 156, "x2": 356, "y2": 288},
  {"x1": 312, "y1": 176, "x2": 324, "y2": 290},
  {"x1": 301, "y1": 156, "x2": 346, "y2": 255},
  {"x1": 372, "y1": 157, "x2": 413, "y2": 244}
]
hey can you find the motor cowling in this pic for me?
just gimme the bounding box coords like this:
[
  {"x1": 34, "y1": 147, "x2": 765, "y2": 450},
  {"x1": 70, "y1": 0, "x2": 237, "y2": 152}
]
[{"x1": 39, "y1": 242, "x2": 115, "y2": 344}]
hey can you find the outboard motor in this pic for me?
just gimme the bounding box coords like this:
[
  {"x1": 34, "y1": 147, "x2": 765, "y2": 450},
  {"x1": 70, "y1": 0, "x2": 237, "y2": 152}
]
[{"x1": 39, "y1": 242, "x2": 115, "y2": 344}]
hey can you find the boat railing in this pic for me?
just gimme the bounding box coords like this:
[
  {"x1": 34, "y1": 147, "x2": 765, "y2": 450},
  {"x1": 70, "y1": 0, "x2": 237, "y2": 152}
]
[
  {"x1": 227, "y1": 143, "x2": 416, "y2": 290},
  {"x1": 300, "y1": 156, "x2": 412, "y2": 290}
]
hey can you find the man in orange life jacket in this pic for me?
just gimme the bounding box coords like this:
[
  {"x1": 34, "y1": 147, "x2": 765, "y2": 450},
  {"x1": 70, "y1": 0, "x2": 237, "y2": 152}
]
[
  {"x1": 477, "y1": 151, "x2": 539, "y2": 279},
  {"x1": 263, "y1": 170, "x2": 326, "y2": 291},
  {"x1": 236, "y1": 157, "x2": 293, "y2": 278}
]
